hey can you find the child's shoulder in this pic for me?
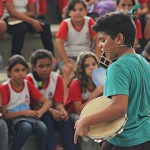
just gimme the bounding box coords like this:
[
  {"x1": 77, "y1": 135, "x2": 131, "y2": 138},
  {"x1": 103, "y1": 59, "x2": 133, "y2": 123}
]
[
  {"x1": 70, "y1": 78, "x2": 79, "y2": 85},
  {"x1": 50, "y1": 71, "x2": 60, "y2": 77}
]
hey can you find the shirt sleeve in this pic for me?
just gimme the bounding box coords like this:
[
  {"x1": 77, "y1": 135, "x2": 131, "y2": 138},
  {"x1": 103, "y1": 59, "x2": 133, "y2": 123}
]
[
  {"x1": 67, "y1": 79, "x2": 82, "y2": 103},
  {"x1": 0, "y1": 84, "x2": 10, "y2": 105},
  {"x1": 104, "y1": 64, "x2": 129, "y2": 97},
  {"x1": 28, "y1": 0, "x2": 35, "y2": 4},
  {"x1": 26, "y1": 75, "x2": 34, "y2": 85},
  {"x1": 134, "y1": 19, "x2": 142, "y2": 39},
  {"x1": 55, "y1": 20, "x2": 68, "y2": 40},
  {"x1": 27, "y1": 81, "x2": 43, "y2": 102},
  {"x1": 89, "y1": 18, "x2": 96, "y2": 38},
  {"x1": 53, "y1": 75, "x2": 64, "y2": 103}
]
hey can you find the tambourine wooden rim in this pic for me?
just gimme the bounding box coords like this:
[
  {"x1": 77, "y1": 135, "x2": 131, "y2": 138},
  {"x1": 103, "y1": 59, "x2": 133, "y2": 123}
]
[{"x1": 80, "y1": 96, "x2": 127, "y2": 140}]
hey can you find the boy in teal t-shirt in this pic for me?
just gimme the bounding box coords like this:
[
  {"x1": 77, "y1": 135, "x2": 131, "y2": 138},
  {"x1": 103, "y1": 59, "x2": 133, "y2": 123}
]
[
  {"x1": 105, "y1": 54, "x2": 150, "y2": 147},
  {"x1": 74, "y1": 11, "x2": 150, "y2": 150}
]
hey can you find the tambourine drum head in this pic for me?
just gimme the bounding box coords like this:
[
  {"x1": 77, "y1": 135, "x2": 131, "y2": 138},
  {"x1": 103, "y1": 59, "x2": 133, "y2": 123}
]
[{"x1": 80, "y1": 96, "x2": 126, "y2": 140}]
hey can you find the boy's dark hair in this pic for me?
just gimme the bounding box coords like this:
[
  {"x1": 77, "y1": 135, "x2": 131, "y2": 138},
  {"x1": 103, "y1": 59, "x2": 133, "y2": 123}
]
[
  {"x1": 30, "y1": 49, "x2": 52, "y2": 67},
  {"x1": 92, "y1": 11, "x2": 136, "y2": 47},
  {"x1": 7, "y1": 55, "x2": 28, "y2": 71},
  {"x1": 116, "y1": 0, "x2": 136, "y2": 6},
  {"x1": 68, "y1": 52, "x2": 99, "y2": 93}
]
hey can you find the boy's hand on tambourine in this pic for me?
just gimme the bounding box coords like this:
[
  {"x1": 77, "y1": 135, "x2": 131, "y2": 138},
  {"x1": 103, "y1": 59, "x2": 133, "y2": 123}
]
[{"x1": 74, "y1": 118, "x2": 89, "y2": 144}]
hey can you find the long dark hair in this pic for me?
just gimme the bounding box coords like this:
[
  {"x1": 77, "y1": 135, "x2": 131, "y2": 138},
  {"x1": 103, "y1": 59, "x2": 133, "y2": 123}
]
[{"x1": 69, "y1": 52, "x2": 99, "y2": 93}]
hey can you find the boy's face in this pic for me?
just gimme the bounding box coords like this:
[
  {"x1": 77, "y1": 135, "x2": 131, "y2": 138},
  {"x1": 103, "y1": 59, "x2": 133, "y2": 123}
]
[
  {"x1": 98, "y1": 32, "x2": 118, "y2": 61},
  {"x1": 116, "y1": 0, "x2": 133, "y2": 11},
  {"x1": 33, "y1": 58, "x2": 52, "y2": 80}
]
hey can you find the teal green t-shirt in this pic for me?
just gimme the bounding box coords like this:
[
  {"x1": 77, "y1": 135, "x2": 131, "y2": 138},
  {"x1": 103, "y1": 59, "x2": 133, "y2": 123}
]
[{"x1": 104, "y1": 54, "x2": 150, "y2": 147}]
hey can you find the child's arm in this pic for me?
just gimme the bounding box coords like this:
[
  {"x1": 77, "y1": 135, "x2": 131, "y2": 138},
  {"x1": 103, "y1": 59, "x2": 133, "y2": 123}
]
[
  {"x1": 55, "y1": 102, "x2": 68, "y2": 121},
  {"x1": 55, "y1": 38, "x2": 69, "y2": 63},
  {"x1": 73, "y1": 86, "x2": 103, "y2": 115},
  {"x1": 35, "y1": 96, "x2": 51, "y2": 118},
  {"x1": 144, "y1": 17, "x2": 150, "y2": 40},
  {"x1": 2, "y1": 105, "x2": 39, "y2": 120},
  {"x1": 87, "y1": 86, "x2": 103, "y2": 101},
  {"x1": 5, "y1": 0, "x2": 43, "y2": 32}
]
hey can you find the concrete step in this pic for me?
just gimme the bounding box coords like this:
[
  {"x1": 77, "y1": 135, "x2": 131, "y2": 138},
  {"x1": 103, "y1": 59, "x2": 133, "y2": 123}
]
[{"x1": 0, "y1": 24, "x2": 59, "y2": 66}]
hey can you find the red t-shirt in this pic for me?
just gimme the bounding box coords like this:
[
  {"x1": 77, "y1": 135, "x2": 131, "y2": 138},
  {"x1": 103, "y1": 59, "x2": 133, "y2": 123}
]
[
  {"x1": 134, "y1": 19, "x2": 142, "y2": 39},
  {"x1": 0, "y1": 80, "x2": 43, "y2": 105}
]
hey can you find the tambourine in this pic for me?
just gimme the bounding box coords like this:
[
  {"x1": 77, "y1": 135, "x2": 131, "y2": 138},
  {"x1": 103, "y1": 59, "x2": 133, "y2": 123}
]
[
  {"x1": 92, "y1": 51, "x2": 111, "y2": 86},
  {"x1": 80, "y1": 96, "x2": 127, "y2": 142}
]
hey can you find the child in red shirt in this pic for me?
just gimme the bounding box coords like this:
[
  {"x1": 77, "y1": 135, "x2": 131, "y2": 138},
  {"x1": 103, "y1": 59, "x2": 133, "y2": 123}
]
[
  {"x1": 26, "y1": 49, "x2": 76, "y2": 150},
  {"x1": 0, "y1": 55, "x2": 50, "y2": 150}
]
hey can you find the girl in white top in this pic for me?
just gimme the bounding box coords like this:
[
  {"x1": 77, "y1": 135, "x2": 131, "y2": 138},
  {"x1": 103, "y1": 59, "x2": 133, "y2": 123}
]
[
  {"x1": 0, "y1": 55, "x2": 50, "y2": 150},
  {"x1": 55, "y1": 0, "x2": 100, "y2": 103},
  {"x1": 67, "y1": 52, "x2": 103, "y2": 115}
]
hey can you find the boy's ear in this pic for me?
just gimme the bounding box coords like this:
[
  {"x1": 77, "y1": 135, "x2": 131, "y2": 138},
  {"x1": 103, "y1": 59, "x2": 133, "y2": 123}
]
[{"x1": 116, "y1": 33, "x2": 125, "y2": 45}]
